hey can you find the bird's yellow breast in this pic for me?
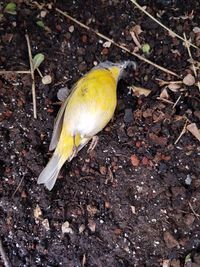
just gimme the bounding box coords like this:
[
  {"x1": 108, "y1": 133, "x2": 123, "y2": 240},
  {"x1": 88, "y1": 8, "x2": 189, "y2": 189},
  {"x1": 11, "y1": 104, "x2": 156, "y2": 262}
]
[{"x1": 63, "y1": 68, "x2": 118, "y2": 137}]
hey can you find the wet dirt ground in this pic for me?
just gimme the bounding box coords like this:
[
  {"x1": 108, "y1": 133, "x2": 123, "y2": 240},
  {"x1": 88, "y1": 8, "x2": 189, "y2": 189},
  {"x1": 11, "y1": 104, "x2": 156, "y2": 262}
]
[{"x1": 0, "y1": 0, "x2": 200, "y2": 266}]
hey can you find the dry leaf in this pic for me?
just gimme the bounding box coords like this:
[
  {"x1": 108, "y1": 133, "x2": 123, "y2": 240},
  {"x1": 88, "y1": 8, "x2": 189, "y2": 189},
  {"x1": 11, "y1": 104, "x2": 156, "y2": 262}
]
[
  {"x1": 163, "y1": 231, "x2": 179, "y2": 249},
  {"x1": 171, "y1": 49, "x2": 181, "y2": 56},
  {"x1": 160, "y1": 88, "x2": 169, "y2": 100},
  {"x1": 131, "y1": 25, "x2": 143, "y2": 36},
  {"x1": 103, "y1": 41, "x2": 112, "y2": 48},
  {"x1": 149, "y1": 133, "x2": 168, "y2": 146},
  {"x1": 42, "y1": 218, "x2": 50, "y2": 231},
  {"x1": 183, "y1": 74, "x2": 195, "y2": 86},
  {"x1": 168, "y1": 83, "x2": 181, "y2": 92},
  {"x1": 40, "y1": 10, "x2": 47, "y2": 18},
  {"x1": 88, "y1": 219, "x2": 96, "y2": 232},
  {"x1": 187, "y1": 123, "x2": 200, "y2": 142},
  {"x1": 82, "y1": 254, "x2": 86, "y2": 266},
  {"x1": 162, "y1": 259, "x2": 170, "y2": 267},
  {"x1": 79, "y1": 224, "x2": 86, "y2": 233},
  {"x1": 193, "y1": 27, "x2": 200, "y2": 33},
  {"x1": 130, "y1": 205, "x2": 136, "y2": 214},
  {"x1": 87, "y1": 205, "x2": 98, "y2": 217},
  {"x1": 180, "y1": 10, "x2": 194, "y2": 20},
  {"x1": 34, "y1": 204, "x2": 42, "y2": 220},
  {"x1": 130, "y1": 31, "x2": 141, "y2": 48},
  {"x1": 131, "y1": 154, "x2": 140, "y2": 167},
  {"x1": 62, "y1": 221, "x2": 73, "y2": 234},
  {"x1": 129, "y1": 85, "x2": 151, "y2": 97}
]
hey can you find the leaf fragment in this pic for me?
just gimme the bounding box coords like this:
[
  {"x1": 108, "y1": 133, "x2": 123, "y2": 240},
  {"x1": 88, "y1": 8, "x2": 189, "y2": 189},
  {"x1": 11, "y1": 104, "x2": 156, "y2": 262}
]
[
  {"x1": 141, "y1": 43, "x2": 150, "y2": 54},
  {"x1": 34, "y1": 204, "x2": 42, "y2": 220},
  {"x1": 62, "y1": 221, "x2": 73, "y2": 234},
  {"x1": 193, "y1": 27, "x2": 200, "y2": 33},
  {"x1": 36, "y1": 20, "x2": 45, "y2": 28},
  {"x1": 187, "y1": 123, "x2": 200, "y2": 142},
  {"x1": 4, "y1": 2, "x2": 17, "y2": 15},
  {"x1": 42, "y1": 218, "x2": 50, "y2": 231},
  {"x1": 131, "y1": 25, "x2": 143, "y2": 36},
  {"x1": 103, "y1": 41, "x2": 112, "y2": 48},
  {"x1": 32, "y1": 53, "x2": 45, "y2": 70},
  {"x1": 168, "y1": 83, "x2": 181, "y2": 92},
  {"x1": 160, "y1": 88, "x2": 169, "y2": 100},
  {"x1": 129, "y1": 85, "x2": 151, "y2": 97},
  {"x1": 183, "y1": 73, "x2": 195, "y2": 86}
]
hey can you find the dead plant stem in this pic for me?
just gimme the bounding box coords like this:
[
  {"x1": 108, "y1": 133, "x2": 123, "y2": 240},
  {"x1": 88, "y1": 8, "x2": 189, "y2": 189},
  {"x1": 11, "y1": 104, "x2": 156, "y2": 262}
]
[
  {"x1": 25, "y1": 34, "x2": 37, "y2": 119},
  {"x1": 55, "y1": 8, "x2": 179, "y2": 78},
  {"x1": 130, "y1": 0, "x2": 198, "y2": 49}
]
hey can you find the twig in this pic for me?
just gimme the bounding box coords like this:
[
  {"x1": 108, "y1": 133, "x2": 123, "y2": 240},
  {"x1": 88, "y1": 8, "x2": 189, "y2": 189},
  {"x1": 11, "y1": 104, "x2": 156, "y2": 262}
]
[
  {"x1": 188, "y1": 201, "x2": 200, "y2": 220},
  {"x1": 0, "y1": 237, "x2": 11, "y2": 267},
  {"x1": 174, "y1": 119, "x2": 188, "y2": 144},
  {"x1": 155, "y1": 78, "x2": 183, "y2": 86},
  {"x1": 36, "y1": 68, "x2": 43, "y2": 78},
  {"x1": 55, "y1": 8, "x2": 179, "y2": 78},
  {"x1": 172, "y1": 94, "x2": 182, "y2": 109},
  {"x1": 0, "y1": 70, "x2": 31, "y2": 74},
  {"x1": 130, "y1": 31, "x2": 141, "y2": 48},
  {"x1": 12, "y1": 170, "x2": 27, "y2": 198},
  {"x1": 25, "y1": 34, "x2": 37, "y2": 119},
  {"x1": 156, "y1": 97, "x2": 174, "y2": 105},
  {"x1": 105, "y1": 166, "x2": 114, "y2": 184},
  {"x1": 130, "y1": 0, "x2": 198, "y2": 50},
  {"x1": 183, "y1": 32, "x2": 200, "y2": 92}
]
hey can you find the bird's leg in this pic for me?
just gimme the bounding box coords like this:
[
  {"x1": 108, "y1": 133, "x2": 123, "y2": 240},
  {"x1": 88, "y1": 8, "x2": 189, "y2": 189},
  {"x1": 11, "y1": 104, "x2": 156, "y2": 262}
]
[
  {"x1": 68, "y1": 135, "x2": 78, "y2": 161},
  {"x1": 87, "y1": 135, "x2": 99, "y2": 153},
  {"x1": 73, "y1": 134, "x2": 79, "y2": 156}
]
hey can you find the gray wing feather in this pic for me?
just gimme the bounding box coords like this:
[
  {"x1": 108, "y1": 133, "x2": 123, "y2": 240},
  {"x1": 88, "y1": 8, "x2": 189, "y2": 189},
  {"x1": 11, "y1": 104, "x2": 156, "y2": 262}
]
[
  {"x1": 49, "y1": 83, "x2": 79, "y2": 151},
  {"x1": 49, "y1": 100, "x2": 68, "y2": 151},
  {"x1": 37, "y1": 153, "x2": 61, "y2": 190}
]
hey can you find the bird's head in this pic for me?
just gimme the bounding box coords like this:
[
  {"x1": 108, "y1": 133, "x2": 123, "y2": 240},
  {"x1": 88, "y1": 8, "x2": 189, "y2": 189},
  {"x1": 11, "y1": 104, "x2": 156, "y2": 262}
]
[{"x1": 98, "y1": 61, "x2": 137, "y2": 82}]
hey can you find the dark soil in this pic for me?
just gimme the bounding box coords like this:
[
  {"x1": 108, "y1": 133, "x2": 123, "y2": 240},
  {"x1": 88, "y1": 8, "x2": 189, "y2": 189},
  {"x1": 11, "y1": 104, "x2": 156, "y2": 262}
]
[{"x1": 0, "y1": 1, "x2": 200, "y2": 266}]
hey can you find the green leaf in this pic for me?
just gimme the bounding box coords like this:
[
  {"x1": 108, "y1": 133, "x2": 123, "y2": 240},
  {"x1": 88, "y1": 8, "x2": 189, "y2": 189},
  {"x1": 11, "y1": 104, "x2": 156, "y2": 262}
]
[
  {"x1": 0, "y1": 14, "x2": 4, "y2": 20},
  {"x1": 36, "y1": 20, "x2": 45, "y2": 28},
  {"x1": 4, "y1": 2, "x2": 17, "y2": 15},
  {"x1": 184, "y1": 253, "x2": 191, "y2": 263},
  {"x1": 32, "y1": 53, "x2": 45, "y2": 70},
  {"x1": 141, "y1": 43, "x2": 150, "y2": 54}
]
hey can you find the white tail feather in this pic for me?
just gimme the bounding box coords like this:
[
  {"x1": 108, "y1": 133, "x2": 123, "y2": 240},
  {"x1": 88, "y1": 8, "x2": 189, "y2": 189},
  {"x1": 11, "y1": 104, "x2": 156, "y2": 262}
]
[{"x1": 37, "y1": 153, "x2": 64, "y2": 190}]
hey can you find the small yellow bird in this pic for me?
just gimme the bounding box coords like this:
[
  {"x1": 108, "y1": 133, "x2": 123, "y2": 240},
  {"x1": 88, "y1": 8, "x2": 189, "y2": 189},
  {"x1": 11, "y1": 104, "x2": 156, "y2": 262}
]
[{"x1": 38, "y1": 61, "x2": 136, "y2": 190}]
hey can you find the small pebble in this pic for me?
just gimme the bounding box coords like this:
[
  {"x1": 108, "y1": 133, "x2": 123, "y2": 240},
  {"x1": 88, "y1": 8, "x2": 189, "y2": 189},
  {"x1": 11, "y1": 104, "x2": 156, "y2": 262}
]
[
  {"x1": 124, "y1": 108, "x2": 133, "y2": 123},
  {"x1": 131, "y1": 154, "x2": 140, "y2": 167},
  {"x1": 69, "y1": 25, "x2": 74, "y2": 33},
  {"x1": 82, "y1": 35, "x2": 88, "y2": 43},
  {"x1": 77, "y1": 47, "x2": 86, "y2": 56},
  {"x1": 126, "y1": 127, "x2": 135, "y2": 137},
  {"x1": 78, "y1": 62, "x2": 87, "y2": 72},
  {"x1": 185, "y1": 174, "x2": 192, "y2": 185}
]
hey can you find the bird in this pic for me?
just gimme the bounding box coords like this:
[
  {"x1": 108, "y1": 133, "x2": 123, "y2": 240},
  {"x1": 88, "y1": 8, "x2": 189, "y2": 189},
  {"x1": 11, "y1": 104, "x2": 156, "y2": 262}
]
[{"x1": 37, "y1": 61, "x2": 136, "y2": 190}]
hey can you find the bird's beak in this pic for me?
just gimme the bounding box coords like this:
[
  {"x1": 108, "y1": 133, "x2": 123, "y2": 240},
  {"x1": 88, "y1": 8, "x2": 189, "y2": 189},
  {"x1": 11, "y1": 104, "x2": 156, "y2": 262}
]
[
  {"x1": 116, "y1": 61, "x2": 136, "y2": 81},
  {"x1": 118, "y1": 61, "x2": 137, "y2": 71}
]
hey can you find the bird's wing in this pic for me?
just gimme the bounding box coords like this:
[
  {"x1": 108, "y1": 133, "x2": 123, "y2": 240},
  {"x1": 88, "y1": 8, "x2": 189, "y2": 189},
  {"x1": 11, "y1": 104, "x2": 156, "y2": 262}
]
[
  {"x1": 49, "y1": 100, "x2": 68, "y2": 151},
  {"x1": 49, "y1": 82, "x2": 80, "y2": 151}
]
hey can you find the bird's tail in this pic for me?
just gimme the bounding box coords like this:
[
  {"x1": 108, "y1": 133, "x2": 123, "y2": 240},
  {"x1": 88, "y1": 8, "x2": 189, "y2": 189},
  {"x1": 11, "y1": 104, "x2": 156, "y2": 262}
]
[
  {"x1": 37, "y1": 152, "x2": 65, "y2": 190},
  {"x1": 38, "y1": 129, "x2": 81, "y2": 190}
]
